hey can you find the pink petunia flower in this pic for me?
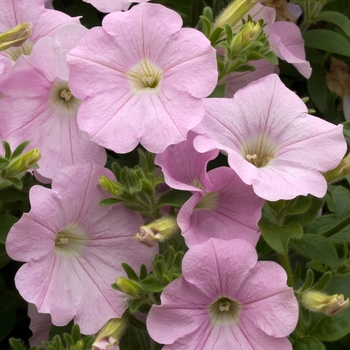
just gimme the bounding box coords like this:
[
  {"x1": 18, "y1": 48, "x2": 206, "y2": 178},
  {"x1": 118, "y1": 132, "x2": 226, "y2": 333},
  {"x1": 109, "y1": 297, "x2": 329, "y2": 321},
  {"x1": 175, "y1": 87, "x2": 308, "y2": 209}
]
[
  {"x1": 0, "y1": 0, "x2": 78, "y2": 77},
  {"x1": 194, "y1": 74, "x2": 347, "y2": 201},
  {"x1": 6, "y1": 162, "x2": 158, "y2": 334},
  {"x1": 155, "y1": 132, "x2": 263, "y2": 247},
  {"x1": 177, "y1": 167, "x2": 264, "y2": 247},
  {"x1": 0, "y1": 25, "x2": 107, "y2": 180},
  {"x1": 67, "y1": 3, "x2": 218, "y2": 154},
  {"x1": 147, "y1": 238, "x2": 298, "y2": 349},
  {"x1": 83, "y1": 0, "x2": 149, "y2": 13}
]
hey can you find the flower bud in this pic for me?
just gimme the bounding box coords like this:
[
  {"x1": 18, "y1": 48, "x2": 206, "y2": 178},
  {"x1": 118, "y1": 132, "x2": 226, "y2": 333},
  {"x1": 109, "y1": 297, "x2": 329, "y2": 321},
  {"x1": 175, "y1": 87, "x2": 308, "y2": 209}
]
[
  {"x1": 301, "y1": 290, "x2": 350, "y2": 316},
  {"x1": 116, "y1": 276, "x2": 143, "y2": 296},
  {"x1": 0, "y1": 22, "x2": 32, "y2": 51},
  {"x1": 134, "y1": 216, "x2": 179, "y2": 247},
  {"x1": 6, "y1": 148, "x2": 41, "y2": 176},
  {"x1": 231, "y1": 21, "x2": 262, "y2": 52},
  {"x1": 213, "y1": 0, "x2": 259, "y2": 30},
  {"x1": 323, "y1": 153, "x2": 350, "y2": 184},
  {"x1": 92, "y1": 315, "x2": 128, "y2": 350},
  {"x1": 99, "y1": 176, "x2": 124, "y2": 196}
]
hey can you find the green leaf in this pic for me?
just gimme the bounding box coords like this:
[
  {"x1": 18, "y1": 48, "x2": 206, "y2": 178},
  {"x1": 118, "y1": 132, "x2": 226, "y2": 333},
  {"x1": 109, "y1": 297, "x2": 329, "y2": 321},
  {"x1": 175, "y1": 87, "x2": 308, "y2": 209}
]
[
  {"x1": 290, "y1": 234, "x2": 338, "y2": 269},
  {"x1": 343, "y1": 120, "x2": 350, "y2": 139},
  {"x1": 307, "y1": 63, "x2": 336, "y2": 114},
  {"x1": 208, "y1": 83, "x2": 227, "y2": 98},
  {"x1": 307, "y1": 307, "x2": 350, "y2": 341},
  {"x1": 8, "y1": 338, "x2": 26, "y2": 350},
  {"x1": 129, "y1": 298, "x2": 146, "y2": 314},
  {"x1": 0, "y1": 214, "x2": 18, "y2": 244},
  {"x1": 156, "y1": 189, "x2": 192, "y2": 208},
  {"x1": 259, "y1": 222, "x2": 302, "y2": 254},
  {"x1": 0, "y1": 294, "x2": 17, "y2": 342},
  {"x1": 331, "y1": 186, "x2": 350, "y2": 218},
  {"x1": 314, "y1": 11, "x2": 350, "y2": 37},
  {"x1": 304, "y1": 29, "x2": 350, "y2": 56},
  {"x1": 293, "y1": 336, "x2": 325, "y2": 350},
  {"x1": 2, "y1": 141, "x2": 11, "y2": 159},
  {"x1": 0, "y1": 187, "x2": 28, "y2": 202},
  {"x1": 7, "y1": 177, "x2": 23, "y2": 189},
  {"x1": 119, "y1": 319, "x2": 151, "y2": 350}
]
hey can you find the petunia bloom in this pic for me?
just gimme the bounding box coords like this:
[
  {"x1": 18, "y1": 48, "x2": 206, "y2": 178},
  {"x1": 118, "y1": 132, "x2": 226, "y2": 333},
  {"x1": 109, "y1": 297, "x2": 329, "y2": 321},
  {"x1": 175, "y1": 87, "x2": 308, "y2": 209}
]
[
  {"x1": 0, "y1": 0, "x2": 78, "y2": 76},
  {"x1": 194, "y1": 74, "x2": 347, "y2": 201},
  {"x1": 155, "y1": 132, "x2": 263, "y2": 247},
  {"x1": 67, "y1": 3, "x2": 218, "y2": 154},
  {"x1": 0, "y1": 25, "x2": 106, "y2": 180},
  {"x1": 6, "y1": 162, "x2": 158, "y2": 334},
  {"x1": 147, "y1": 238, "x2": 298, "y2": 349}
]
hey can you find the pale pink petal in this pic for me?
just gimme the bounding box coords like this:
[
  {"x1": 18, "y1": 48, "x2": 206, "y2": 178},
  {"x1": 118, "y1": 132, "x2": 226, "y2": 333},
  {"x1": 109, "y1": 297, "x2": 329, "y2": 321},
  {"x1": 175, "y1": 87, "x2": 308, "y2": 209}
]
[
  {"x1": 269, "y1": 21, "x2": 312, "y2": 78},
  {"x1": 28, "y1": 303, "x2": 52, "y2": 347},
  {"x1": 155, "y1": 131, "x2": 218, "y2": 192},
  {"x1": 178, "y1": 167, "x2": 263, "y2": 247},
  {"x1": 83, "y1": 0, "x2": 149, "y2": 13}
]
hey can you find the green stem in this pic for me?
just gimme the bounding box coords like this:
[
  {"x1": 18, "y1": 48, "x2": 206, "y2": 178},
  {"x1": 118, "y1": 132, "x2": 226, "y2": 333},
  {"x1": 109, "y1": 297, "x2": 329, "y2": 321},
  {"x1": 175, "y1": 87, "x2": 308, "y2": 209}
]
[
  {"x1": 299, "y1": 0, "x2": 327, "y2": 33},
  {"x1": 322, "y1": 213, "x2": 350, "y2": 238},
  {"x1": 280, "y1": 254, "x2": 294, "y2": 287}
]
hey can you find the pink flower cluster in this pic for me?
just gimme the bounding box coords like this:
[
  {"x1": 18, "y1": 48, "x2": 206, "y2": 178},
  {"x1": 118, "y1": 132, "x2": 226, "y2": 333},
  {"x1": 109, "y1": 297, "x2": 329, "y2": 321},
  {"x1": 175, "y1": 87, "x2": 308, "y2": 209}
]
[{"x1": 1, "y1": 0, "x2": 347, "y2": 349}]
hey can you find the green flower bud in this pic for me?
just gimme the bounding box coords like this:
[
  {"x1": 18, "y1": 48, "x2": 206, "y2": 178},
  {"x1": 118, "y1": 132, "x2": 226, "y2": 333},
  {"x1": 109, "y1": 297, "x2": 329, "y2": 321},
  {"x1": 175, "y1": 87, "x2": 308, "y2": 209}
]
[
  {"x1": 301, "y1": 290, "x2": 350, "y2": 316},
  {"x1": 92, "y1": 315, "x2": 129, "y2": 350},
  {"x1": 116, "y1": 277, "x2": 143, "y2": 296},
  {"x1": 6, "y1": 148, "x2": 41, "y2": 176},
  {"x1": 213, "y1": 0, "x2": 259, "y2": 30},
  {"x1": 323, "y1": 153, "x2": 350, "y2": 183},
  {"x1": 99, "y1": 175, "x2": 124, "y2": 196},
  {"x1": 134, "y1": 216, "x2": 179, "y2": 247},
  {"x1": 0, "y1": 22, "x2": 32, "y2": 51},
  {"x1": 232, "y1": 21, "x2": 261, "y2": 51}
]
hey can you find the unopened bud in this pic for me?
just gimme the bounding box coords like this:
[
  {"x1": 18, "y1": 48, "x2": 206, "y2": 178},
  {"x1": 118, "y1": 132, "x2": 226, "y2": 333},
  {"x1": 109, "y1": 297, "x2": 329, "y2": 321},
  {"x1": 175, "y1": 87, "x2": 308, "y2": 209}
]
[
  {"x1": 7, "y1": 148, "x2": 41, "y2": 176},
  {"x1": 323, "y1": 153, "x2": 350, "y2": 183},
  {"x1": 214, "y1": 0, "x2": 259, "y2": 30},
  {"x1": 99, "y1": 175, "x2": 124, "y2": 196},
  {"x1": 0, "y1": 22, "x2": 32, "y2": 51},
  {"x1": 93, "y1": 315, "x2": 128, "y2": 350},
  {"x1": 231, "y1": 21, "x2": 261, "y2": 52},
  {"x1": 301, "y1": 290, "x2": 349, "y2": 316},
  {"x1": 134, "y1": 216, "x2": 179, "y2": 247},
  {"x1": 116, "y1": 277, "x2": 143, "y2": 296}
]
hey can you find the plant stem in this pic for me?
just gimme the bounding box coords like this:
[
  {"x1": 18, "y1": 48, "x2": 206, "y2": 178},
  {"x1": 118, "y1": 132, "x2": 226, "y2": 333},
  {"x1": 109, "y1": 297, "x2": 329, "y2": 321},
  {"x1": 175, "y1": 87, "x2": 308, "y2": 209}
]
[
  {"x1": 322, "y1": 213, "x2": 350, "y2": 238},
  {"x1": 280, "y1": 253, "x2": 294, "y2": 287}
]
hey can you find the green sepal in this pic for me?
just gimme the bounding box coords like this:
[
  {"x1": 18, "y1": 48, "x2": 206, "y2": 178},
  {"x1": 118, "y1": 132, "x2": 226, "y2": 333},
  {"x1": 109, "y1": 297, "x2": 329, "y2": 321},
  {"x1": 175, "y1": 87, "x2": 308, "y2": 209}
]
[
  {"x1": 7, "y1": 177, "x2": 23, "y2": 189},
  {"x1": 99, "y1": 198, "x2": 122, "y2": 206},
  {"x1": 139, "y1": 277, "x2": 166, "y2": 293},
  {"x1": 11, "y1": 140, "x2": 30, "y2": 159},
  {"x1": 0, "y1": 157, "x2": 9, "y2": 170},
  {"x1": 122, "y1": 263, "x2": 139, "y2": 281}
]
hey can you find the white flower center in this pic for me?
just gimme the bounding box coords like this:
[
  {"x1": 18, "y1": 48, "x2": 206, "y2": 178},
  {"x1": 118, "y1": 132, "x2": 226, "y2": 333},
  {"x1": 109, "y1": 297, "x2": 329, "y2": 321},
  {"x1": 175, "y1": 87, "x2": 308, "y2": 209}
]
[
  {"x1": 127, "y1": 58, "x2": 163, "y2": 93},
  {"x1": 54, "y1": 222, "x2": 88, "y2": 257},
  {"x1": 241, "y1": 133, "x2": 277, "y2": 168},
  {"x1": 195, "y1": 191, "x2": 220, "y2": 210},
  {"x1": 208, "y1": 296, "x2": 241, "y2": 325},
  {"x1": 49, "y1": 79, "x2": 81, "y2": 114}
]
